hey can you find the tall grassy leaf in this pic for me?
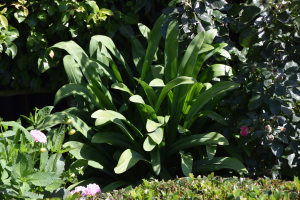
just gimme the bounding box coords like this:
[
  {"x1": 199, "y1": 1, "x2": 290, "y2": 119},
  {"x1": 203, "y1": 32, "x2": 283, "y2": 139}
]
[
  {"x1": 184, "y1": 81, "x2": 239, "y2": 128},
  {"x1": 197, "y1": 64, "x2": 233, "y2": 83},
  {"x1": 150, "y1": 146, "x2": 161, "y2": 176},
  {"x1": 92, "y1": 132, "x2": 137, "y2": 150},
  {"x1": 179, "y1": 150, "x2": 193, "y2": 177},
  {"x1": 141, "y1": 14, "x2": 167, "y2": 81},
  {"x1": 177, "y1": 31, "x2": 205, "y2": 77},
  {"x1": 54, "y1": 83, "x2": 100, "y2": 109},
  {"x1": 193, "y1": 157, "x2": 248, "y2": 175},
  {"x1": 130, "y1": 36, "x2": 145, "y2": 75},
  {"x1": 52, "y1": 41, "x2": 104, "y2": 92},
  {"x1": 91, "y1": 35, "x2": 136, "y2": 88},
  {"x1": 155, "y1": 76, "x2": 197, "y2": 112},
  {"x1": 164, "y1": 20, "x2": 179, "y2": 83},
  {"x1": 134, "y1": 78, "x2": 158, "y2": 108},
  {"x1": 167, "y1": 132, "x2": 228, "y2": 156}
]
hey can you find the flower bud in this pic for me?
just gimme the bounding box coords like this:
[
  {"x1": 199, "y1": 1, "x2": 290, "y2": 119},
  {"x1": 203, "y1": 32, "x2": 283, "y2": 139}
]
[
  {"x1": 265, "y1": 125, "x2": 272, "y2": 133},
  {"x1": 268, "y1": 135, "x2": 274, "y2": 141},
  {"x1": 66, "y1": 119, "x2": 72, "y2": 125},
  {"x1": 68, "y1": 129, "x2": 76, "y2": 135},
  {"x1": 71, "y1": 173, "x2": 75, "y2": 177},
  {"x1": 40, "y1": 148, "x2": 47, "y2": 153}
]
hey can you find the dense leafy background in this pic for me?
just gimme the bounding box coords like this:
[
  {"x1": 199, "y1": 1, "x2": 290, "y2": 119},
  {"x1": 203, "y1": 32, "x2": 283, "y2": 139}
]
[
  {"x1": 0, "y1": 0, "x2": 166, "y2": 92},
  {"x1": 0, "y1": 0, "x2": 300, "y2": 192},
  {"x1": 163, "y1": 0, "x2": 300, "y2": 179}
]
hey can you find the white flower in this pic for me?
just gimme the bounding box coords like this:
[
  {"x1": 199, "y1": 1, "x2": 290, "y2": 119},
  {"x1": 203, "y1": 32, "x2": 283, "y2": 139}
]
[
  {"x1": 145, "y1": 189, "x2": 148, "y2": 194},
  {"x1": 265, "y1": 125, "x2": 272, "y2": 133}
]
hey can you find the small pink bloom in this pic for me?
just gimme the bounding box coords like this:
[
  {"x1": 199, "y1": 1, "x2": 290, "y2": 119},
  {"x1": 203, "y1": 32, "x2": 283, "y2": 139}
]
[
  {"x1": 240, "y1": 126, "x2": 249, "y2": 137},
  {"x1": 71, "y1": 186, "x2": 87, "y2": 197},
  {"x1": 30, "y1": 130, "x2": 47, "y2": 143},
  {"x1": 86, "y1": 183, "x2": 101, "y2": 196},
  {"x1": 240, "y1": 126, "x2": 249, "y2": 132},
  {"x1": 240, "y1": 130, "x2": 248, "y2": 137}
]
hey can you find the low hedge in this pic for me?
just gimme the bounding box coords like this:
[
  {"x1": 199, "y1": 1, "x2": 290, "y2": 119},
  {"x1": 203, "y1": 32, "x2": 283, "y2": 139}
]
[{"x1": 48, "y1": 173, "x2": 300, "y2": 200}]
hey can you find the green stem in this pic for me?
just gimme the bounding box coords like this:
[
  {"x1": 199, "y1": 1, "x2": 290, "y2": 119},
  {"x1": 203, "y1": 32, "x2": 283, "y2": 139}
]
[
  {"x1": 30, "y1": 150, "x2": 37, "y2": 171},
  {"x1": 50, "y1": 122, "x2": 63, "y2": 157},
  {"x1": 52, "y1": 127, "x2": 67, "y2": 172}
]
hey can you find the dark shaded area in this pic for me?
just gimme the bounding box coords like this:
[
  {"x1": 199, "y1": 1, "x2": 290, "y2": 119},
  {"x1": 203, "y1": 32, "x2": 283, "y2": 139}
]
[{"x1": 0, "y1": 93, "x2": 68, "y2": 121}]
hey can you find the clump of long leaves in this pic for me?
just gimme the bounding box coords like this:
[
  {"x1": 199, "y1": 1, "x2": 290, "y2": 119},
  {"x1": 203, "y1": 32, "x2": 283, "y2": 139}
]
[{"x1": 47, "y1": 14, "x2": 247, "y2": 191}]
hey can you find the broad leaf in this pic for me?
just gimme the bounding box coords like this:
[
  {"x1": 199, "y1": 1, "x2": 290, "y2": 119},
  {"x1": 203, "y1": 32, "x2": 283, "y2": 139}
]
[
  {"x1": 114, "y1": 149, "x2": 148, "y2": 174},
  {"x1": 179, "y1": 150, "x2": 193, "y2": 177}
]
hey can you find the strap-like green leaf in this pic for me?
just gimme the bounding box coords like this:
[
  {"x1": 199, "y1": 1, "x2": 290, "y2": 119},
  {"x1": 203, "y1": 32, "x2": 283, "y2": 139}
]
[
  {"x1": 164, "y1": 20, "x2": 179, "y2": 83},
  {"x1": 54, "y1": 83, "x2": 100, "y2": 109},
  {"x1": 130, "y1": 36, "x2": 145, "y2": 75},
  {"x1": 52, "y1": 41, "x2": 103, "y2": 91},
  {"x1": 198, "y1": 110, "x2": 229, "y2": 126},
  {"x1": 155, "y1": 76, "x2": 197, "y2": 112},
  {"x1": 197, "y1": 64, "x2": 233, "y2": 83},
  {"x1": 150, "y1": 146, "x2": 161, "y2": 176},
  {"x1": 111, "y1": 83, "x2": 133, "y2": 95},
  {"x1": 193, "y1": 157, "x2": 248, "y2": 175},
  {"x1": 91, "y1": 35, "x2": 136, "y2": 88},
  {"x1": 134, "y1": 78, "x2": 157, "y2": 108},
  {"x1": 138, "y1": 23, "x2": 151, "y2": 43},
  {"x1": 184, "y1": 81, "x2": 239, "y2": 128},
  {"x1": 206, "y1": 144, "x2": 217, "y2": 160},
  {"x1": 141, "y1": 14, "x2": 167, "y2": 80},
  {"x1": 92, "y1": 132, "x2": 137, "y2": 150},
  {"x1": 179, "y1": 150, "x2": 193, "y2": 177},
  {"x1": 203, "y1": 29, "x2": 217, "y2": 45},
  {"x1": 182, "y1": 83, "x2": 204, "y2": 115},
  {"x1": 177, "y1": 31, "x2": 205, "y2": 77},
  {"x1": 167, "y1": 132, "x2": 228, "y2": 156}
]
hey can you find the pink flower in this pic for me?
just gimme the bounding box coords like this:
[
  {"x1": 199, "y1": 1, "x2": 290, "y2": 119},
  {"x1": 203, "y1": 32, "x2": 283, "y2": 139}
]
[
  {"x1": 70, "y1": 184, "x2": 101, "y2": 198},
  {"x1": 70, "y1": 186, "x2": 87, "y2": 197},
  {"x1": 86, "y1": 183, "x2": 101, "y2": 196},
  {"x1": 30, "y1": 130, "x2": 47, "y2": 143},
  {"x1": 240, "y1": 126, "x2": 249, "y2": 137}
]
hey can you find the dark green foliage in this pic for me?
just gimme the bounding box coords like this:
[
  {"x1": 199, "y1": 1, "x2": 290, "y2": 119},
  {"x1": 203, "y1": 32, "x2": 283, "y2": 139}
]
[
  {"x1": 0, "y1": 0, "x2": 165, "y2": 92},
  {"x1": 162, "y1": 0, "x2": 300, "y2": 179}
]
